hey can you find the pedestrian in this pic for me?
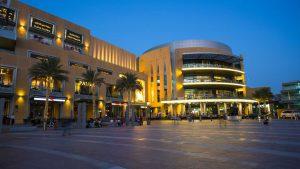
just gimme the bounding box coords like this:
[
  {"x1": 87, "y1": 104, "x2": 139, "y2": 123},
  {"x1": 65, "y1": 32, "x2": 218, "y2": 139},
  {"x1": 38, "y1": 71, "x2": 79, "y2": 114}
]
[
  {"x1": 140, "y1": 116, "x2": 143, "y2": 126},
  {"x1": 10, "y1": 114, "x2": 15, "y2": 126},
  {"x1": 62, "y1": 119, "x2": 72, "y2": 136}
]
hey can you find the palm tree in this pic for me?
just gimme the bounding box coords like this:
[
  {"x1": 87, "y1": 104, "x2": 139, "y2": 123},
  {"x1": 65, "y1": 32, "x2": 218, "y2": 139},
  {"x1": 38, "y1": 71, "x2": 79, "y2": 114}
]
[
  {"x1": 28, "y1": 57, "x2": 68, "y2": 131},
  {"x1": 81, "y1": 69, "x2": 105, "y2": 119},
  {"x1": 115, "y1": 72, "x2": 143, "y2": 125},
  {"x1": 253, "y1": 87, "x2": 273, "y2": 115}
]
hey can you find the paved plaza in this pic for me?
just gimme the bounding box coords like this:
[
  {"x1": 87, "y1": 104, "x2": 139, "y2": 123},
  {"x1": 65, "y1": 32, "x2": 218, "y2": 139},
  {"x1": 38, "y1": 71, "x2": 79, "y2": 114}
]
[{"x1": 1, "y1": 120, "x2": 300, "y2": 169}]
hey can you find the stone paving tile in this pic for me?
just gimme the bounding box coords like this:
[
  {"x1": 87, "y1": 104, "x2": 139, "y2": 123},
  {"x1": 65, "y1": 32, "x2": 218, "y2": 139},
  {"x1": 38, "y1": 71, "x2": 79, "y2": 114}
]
[{"x1": 0, "y1": 119, "x2": 300, "y2": 169}]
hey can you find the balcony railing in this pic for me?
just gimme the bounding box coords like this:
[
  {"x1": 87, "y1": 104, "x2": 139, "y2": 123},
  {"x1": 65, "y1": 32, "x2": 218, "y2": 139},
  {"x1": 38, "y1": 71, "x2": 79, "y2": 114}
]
[
  {"x1": 30, "y1": 87, "x2": 63, "y2": 97},
  {"x1": 106, "y1": 95, "x2": 124, "y2": 102},
  {"x1": 0, "y1": 84, "x2": 13, "y2": 94},
  {"x1": 185, "y1": 94, "x2": 246, "y2": 100},
  {"x1": 183, "y1": 78, "x2": 244, "y2": 84},
  {"x1": 182, "y1": 63, "x2": 244, "y2": 73},
  {"x1": 75, "y1": 90, "x2": 93, "y2": 96}
]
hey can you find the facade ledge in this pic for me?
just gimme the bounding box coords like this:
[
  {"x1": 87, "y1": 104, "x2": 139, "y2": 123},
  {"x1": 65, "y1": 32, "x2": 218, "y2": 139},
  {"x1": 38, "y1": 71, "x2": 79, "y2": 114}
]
[
  {"x1": 183, "y1": 82, "x2": 245, "y2": 87},
  {"x1": 161, "y1": 98, "x2": 257, "y2": 104},
  {"x1": 182, "y1": 67, "x2": 244, "y2": 74}
]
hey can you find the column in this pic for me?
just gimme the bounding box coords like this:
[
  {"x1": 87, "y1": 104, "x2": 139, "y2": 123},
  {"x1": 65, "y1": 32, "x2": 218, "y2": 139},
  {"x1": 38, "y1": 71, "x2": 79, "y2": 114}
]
[
  {"x1": 238, "y1": 103, "x2": 243, "y2": 116},
  {"x1": 200, "y1": 102, "x2": 203, "y2": 115},
  {"x1": 77, "y1": 103, "x2": 82, "y2": 127},
  {"x1": 203, "y1": 103, "x2": 206, "y2": 114},
  {"x1": 181, "y1": 104, "x2": 185, "y2": 116},
  {"x1": 77, "y1": 102, "x2": 87, "y2": 128},
  {"x1": 217, "y1": 103, "x2": 221, "y2": 116},
  {"x1": 0, "y1": 98, "x2": 5, "y2": 132},
  {"x1": 248, "y1": 103, "x2": 253, "y2": 115},
  {"x1": 81, "y1": 102, "x2": 87, "y2": 128},
  {"x1": 224, "y1": 103, "x2": 227, "y2": 115}
]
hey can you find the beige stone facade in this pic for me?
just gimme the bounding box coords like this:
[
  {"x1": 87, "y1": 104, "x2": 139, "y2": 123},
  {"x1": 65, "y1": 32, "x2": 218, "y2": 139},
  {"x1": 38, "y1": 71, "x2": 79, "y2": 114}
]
[{"x1": 0, "y1": 0, "x2": 147, "y2": 124}]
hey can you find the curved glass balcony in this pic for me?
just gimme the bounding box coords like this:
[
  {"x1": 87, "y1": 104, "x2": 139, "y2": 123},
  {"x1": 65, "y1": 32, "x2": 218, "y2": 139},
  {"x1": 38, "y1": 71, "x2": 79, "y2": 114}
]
[
  {"x1": 182, "y1": 63, "x2": 244, "y2": 74},
  {"x1": 183, "y1": 79, "x2": 245, "y2": 87},
  {"x1": 185, "y1": 94, "x2": 247, "y2": 100}
]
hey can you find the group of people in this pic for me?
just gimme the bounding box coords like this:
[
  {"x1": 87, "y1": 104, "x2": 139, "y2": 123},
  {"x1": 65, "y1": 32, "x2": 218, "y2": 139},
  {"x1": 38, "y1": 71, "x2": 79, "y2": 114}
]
[{"x1": 2, "y1": 114, "x2": 15, "y2": 126}]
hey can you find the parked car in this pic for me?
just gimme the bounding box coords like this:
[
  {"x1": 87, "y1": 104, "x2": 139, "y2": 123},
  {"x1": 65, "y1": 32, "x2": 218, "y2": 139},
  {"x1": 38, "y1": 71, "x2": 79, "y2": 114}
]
[{"x1": 281, "y1": 110, "x2": 300, "y2": 119}]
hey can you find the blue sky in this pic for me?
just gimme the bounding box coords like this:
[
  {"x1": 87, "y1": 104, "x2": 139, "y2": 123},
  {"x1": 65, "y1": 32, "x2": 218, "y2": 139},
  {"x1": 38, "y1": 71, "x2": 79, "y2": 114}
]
[{"x1": 21, "y1": 0, "x2": 300, "y2": 93}]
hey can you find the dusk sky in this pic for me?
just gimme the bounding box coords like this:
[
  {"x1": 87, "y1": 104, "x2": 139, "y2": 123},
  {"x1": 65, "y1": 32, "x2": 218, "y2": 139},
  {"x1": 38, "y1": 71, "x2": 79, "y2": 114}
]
[{"x1": 21, "y1": 0, "x2": 300, "y2": 93}]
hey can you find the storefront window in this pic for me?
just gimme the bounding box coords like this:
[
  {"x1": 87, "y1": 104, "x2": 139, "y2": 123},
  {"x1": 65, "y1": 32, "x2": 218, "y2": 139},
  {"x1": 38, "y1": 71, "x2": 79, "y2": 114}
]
[
  {"x1": 31, "y1": 78, "x2": 62, "y2": 92},
  {"x1": 75, "y1": 79, "x2": 92, "y2": 95},
  {"x1": 0, "y1": 66, "x2": 14, "y2": 87},
  {"x1": 106, "y1": 85, "x2": 122, "y2": 99}
]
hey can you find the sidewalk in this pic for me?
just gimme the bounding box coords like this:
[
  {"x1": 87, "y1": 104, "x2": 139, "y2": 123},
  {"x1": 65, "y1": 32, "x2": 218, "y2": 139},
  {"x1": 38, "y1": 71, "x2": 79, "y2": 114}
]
[{"x1": 1, "y1": 124, "x2": 39, "y2": 133}]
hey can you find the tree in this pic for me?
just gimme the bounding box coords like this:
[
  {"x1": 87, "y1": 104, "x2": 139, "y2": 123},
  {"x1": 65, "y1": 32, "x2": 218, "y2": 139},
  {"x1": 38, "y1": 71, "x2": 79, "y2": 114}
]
[
  {"x1": 28, "y1": 57, "x2": 68, "y2": 131},
  {"x1": 115, "y1": 73, "x2": 143, "y2": 125},
  {"x1": 253, "y1": 87, "x2": 273, "y2": 115},
  {"x1": 81, "y1": 69, "x2": 105, "y2": 119}
]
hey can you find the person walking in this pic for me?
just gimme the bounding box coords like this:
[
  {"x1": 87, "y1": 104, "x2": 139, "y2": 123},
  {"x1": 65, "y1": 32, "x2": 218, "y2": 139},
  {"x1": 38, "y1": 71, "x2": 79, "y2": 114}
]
[
  {"x1": 62, "y1": 119, "x2": 72, "y2": 136},
  {"x1": 10, "y1": 114, "x2": 15, "y2": 126}
]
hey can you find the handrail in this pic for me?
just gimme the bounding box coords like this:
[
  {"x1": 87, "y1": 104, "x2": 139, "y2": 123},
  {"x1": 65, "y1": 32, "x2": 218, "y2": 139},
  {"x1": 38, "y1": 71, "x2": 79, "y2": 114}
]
[{"x1": 182, "y1": 63, "x2": 242, "y2": 71}]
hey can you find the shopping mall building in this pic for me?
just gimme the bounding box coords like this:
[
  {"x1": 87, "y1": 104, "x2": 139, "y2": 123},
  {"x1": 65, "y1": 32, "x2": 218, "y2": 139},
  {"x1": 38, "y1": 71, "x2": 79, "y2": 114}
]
[
  {"x1": 0, "y1": 0, "x2": 147, "y2": 124},
  {"x1": 139, "y1": 40, "x2": 256, "y2": 117},
  {"x1": 1, "y1": 0, "x2": 256, "y2": 124}
]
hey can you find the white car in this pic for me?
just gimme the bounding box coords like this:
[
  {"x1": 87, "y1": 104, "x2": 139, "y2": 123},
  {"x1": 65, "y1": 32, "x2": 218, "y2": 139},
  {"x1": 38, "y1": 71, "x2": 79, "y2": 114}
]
[{"x1": 281, "y1": 110, "x2": 300, "y2": 119}]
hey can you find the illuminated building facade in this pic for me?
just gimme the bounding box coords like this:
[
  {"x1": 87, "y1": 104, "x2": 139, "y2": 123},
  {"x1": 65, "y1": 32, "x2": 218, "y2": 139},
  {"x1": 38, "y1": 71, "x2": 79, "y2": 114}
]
[
  {"x1": 0, "y1": 0, "x2": 147, "y2": 124},
  {"x1": 139, "y1": 40, "x2": 256, "y2": 117},
  {"x1": 281, "y1": 81, "x2": 300, "y2": 110}
]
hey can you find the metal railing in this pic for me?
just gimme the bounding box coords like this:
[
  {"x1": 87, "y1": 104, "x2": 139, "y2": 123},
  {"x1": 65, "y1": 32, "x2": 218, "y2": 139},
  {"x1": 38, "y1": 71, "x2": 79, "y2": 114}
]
[
  {"x1": 182, "y1": 63, "x2": 242, "y2": 71},
  {"x1": 183, "y1": 78, "x2": 244, "y2": 84}
]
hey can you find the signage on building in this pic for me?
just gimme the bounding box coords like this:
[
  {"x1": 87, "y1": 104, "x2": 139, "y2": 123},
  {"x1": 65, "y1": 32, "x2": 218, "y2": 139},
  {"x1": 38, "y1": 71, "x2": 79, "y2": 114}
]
[
  {"x1": 0, "y1": 5, "x2": 15, "y2": 25},
  {"x1": 65, "y1": 29, "x2": 83, "y2": 45},
  {"x1": 30, "y1": 17, "x2": 55, "y2": 35}
]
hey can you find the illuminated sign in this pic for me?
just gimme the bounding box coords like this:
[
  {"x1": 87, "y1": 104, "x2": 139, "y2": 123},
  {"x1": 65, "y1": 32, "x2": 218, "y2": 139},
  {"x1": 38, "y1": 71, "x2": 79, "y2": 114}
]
[
  {"x1": 65, "y1": 29, "x2": 83, "y2": 45},
  {"x1": 0, "y1": 6, "x2": 15, "y2": 25},
  {"x1": 30, "y1": 17, "x2": 54, "y2": 35}
]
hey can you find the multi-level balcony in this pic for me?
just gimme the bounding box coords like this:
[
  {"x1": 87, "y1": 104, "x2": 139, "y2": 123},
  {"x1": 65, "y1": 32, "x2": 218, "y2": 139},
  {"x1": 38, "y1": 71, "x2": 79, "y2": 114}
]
[{"x1": 182, "y1": 63, "x2": 244, "y2": 75}]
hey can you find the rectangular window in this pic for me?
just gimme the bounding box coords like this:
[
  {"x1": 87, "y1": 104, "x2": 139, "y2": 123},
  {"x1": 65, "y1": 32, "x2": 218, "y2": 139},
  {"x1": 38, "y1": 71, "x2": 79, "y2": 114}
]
[
  {"x1": 0, "y1": 5, "x2": 16, "y2": 29},
  {"x1": 157, "y1": 90, "x2": 160, "y2": 102},
  {"x1": 28, "y1": 17, "x2": 55, "y2": 45},
  {"x1": 28, "y1": 51, "x2": 55, "y2": 60},
  {"x1": 97, "y1": 67, "x2": 112, "y2": 75},
  {"x1": 69, "y1": 61, "x2": 89, "y2": 70},
  {"x1": 64, "y1": 29, "x2": 83, "y2": 54},
  {"x1": 0, "y1": 66, "x2": 14, "y2": 87}
]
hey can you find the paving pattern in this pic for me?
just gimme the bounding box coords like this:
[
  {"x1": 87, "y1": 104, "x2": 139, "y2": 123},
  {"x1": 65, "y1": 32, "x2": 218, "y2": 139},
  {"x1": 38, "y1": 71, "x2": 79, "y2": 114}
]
[{"x1": 1, "y1": 119, "x2": 300, "y2": 169}]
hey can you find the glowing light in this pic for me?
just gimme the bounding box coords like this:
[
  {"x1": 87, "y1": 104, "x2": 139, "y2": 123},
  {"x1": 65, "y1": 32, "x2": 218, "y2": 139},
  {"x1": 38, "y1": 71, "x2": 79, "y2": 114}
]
[
  {"x1": 161, "y1": 99, "x2": 257, "y2": 104},
  {"x1": 17, "y1": 90, "x2": 25, "y2": 97},
  {"x1": 176, "y1": 69, "x2": 182, "y2": 77},
  {"x1": 34, "y1": 97, "x2": 66, "y2": 102},
  {"x1": 182, "y1": 67, "x2": 244, "y2": 74},
  {"x1": 183, "y1": 82, "x2": 245, "y2": 87},
  {"x1": 56, "y1": 32, "x2": 62, "y2": 39}
]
